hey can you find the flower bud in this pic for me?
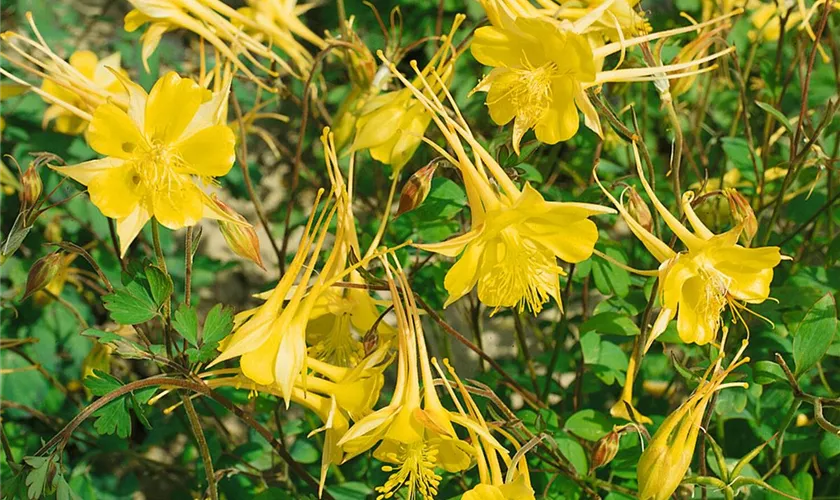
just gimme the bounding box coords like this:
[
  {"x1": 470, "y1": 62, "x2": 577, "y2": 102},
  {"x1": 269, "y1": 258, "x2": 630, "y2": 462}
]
[
  {"x1": 395, "y1": 160, "x2": 439, "y2": 218},
  {"x1": 20, "y1": 163, "x2": 42, "y2": 211},
  {"x1": 213, "y1": 196, "x2": 264, "y2": 270},
  {"x1": 725, "y1": 188, "x2": 757, "y2": 245},
  {"x1": 590, "y1": 430, "x2": 620, "y2": 471},
  {"x1": 23, "y1": 251, "x2": 64, "y2": 301},
  {"x1": 625, "y1": 186, "x2": 653, "y2": 233}
]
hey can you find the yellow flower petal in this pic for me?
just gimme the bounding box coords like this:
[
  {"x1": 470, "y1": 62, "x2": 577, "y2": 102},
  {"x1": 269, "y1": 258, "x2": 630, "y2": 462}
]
[
  {"x1": 677, "y1": 276, "x2": 718, "y2": 345},
  {"x1": 87, "y1": 163, "x2": 142, "y2": 219},
  {"x1": 86, "y1": 103, "x2": 146, "y2": 159},
  {"x1": 415, "y1": 227, "x2": 483, "y2": 257},
  {"x1": 534, "y1": 79, "x2": 579, "y2": 144},
  {"x1": 144, "y1": 72, "x2": 207, "y2": 143},
  {"x1": 443, "y1": 241, "x2": 485, "y2": 308},
  {"x1": 68, "y1": 50, "x2": 98, "y2": 79},
  {"x1": 116, "y1": 205, "x2": 151, "y2": 257},
  {"x1": 175, "y1": 124, "x2": 236, "y2": 176},
  {"x1": 464, "y1": 485, "x2": 506, "y2": 500},
  {"x1": 51, "y1": 157, "x2": 125, "y2": 186},
  {"x1": 151, "y1": 182, "x2": 203, "y2": 229},
  {"x1": 240, "y1": 331, "x2": 281, "y2": 386}
]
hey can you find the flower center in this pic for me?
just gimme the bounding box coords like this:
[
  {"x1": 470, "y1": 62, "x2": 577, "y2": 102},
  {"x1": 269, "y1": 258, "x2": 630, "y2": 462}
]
[
  {"x1": 128, "y1": 140, "x2": 190, "y2": 196},
  {"x1": 307, "y1": 309, "x2": 364, "y2": 368},
  {"x1": 502, "y1": 62, "x2": 558, "y2": 129},
  {"x1": 478, "y1": 228, "x2": 561, "y2": 315},
  {"x1": 375, "y1": 440, "x2": 441, "y2": 500},
  {"x1": 697, "y1": 264, "x2": 731, "y2": 328}
]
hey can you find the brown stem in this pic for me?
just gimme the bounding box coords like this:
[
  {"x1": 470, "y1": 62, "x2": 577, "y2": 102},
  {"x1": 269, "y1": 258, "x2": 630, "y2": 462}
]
[{"x1": 182, "y1": 395, "x2": 217, "y2": 500}]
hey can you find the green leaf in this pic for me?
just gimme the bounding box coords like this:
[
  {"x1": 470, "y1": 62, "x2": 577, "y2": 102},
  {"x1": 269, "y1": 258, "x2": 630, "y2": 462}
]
[
  {"x1": 82, "y1": 369, "x2": 122, "y2": 397},
  {"x1": 581, "y1": 331, "x2": 601, "y2": 365},
  {"x1": 753, "y1": 361, "x2": 786, "y2": 385},
  {"x1": 186, "y1": 344, "x2": 220, "y2": 364},
  {"x1": 792, "y1": 293, "x2": 838, "y2": 377},
  {"x1": 145, "y1": 265, "x2": 173, "y2": 307},
  {"x1": 173, "y1": 304, "x2": 199, "y2": 346},
  {"x1": 580, "y1": 312, "x2": 640, "y2": 337},
  {"x1": 24, "y1": 456, "x2": 55, "y2": 500},
  {"x1": 202, "y1": 304, "x2": 234, "y2": 345},
  {"x1": 564, "y1": 409, "x2": 611, "y2": 441},
  {"x1": 327, "y1": 482, "x2": 373, "y2": 500},
  {"x1": 792, "y1": 471, "x2": 813, "y2": 500},
  {"x1": 103, "y1": 280, "x2": 158, "y2": 325},
  {"x1": 755, "y1": 101, "x2": 794, "y2": 135},
  {"x1": 592, "y1": 248, "x2": 630, "y2": 298},
  {"x1": 92, "y1": 399, "x2": 132, "y2": 438},
  {"x1": 54, "y1": 475, "x2": 80, "y2": 500},
  {"x1": 555, "y1": 432, "x2": 588, "y2": 475},
  {"x1": 722, "y1": 137, "x2": 762, "y2": 172},
  {"x1": 289, "y1": 439, "x2": 320, "y2": 464},
  {"x1": 819, "y1": 433, "x2": 840, "y2": 459}
]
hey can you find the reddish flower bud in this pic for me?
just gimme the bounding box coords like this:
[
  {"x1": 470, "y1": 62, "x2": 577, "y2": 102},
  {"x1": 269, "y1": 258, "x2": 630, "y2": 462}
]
[
  {"x1": 213, "y1": 196, "x2": 264, "y2": 270},
  {"x1": 590, "y1": 430, "x2": 621, "y2": 472},
  {"x1": 20, "y1": 163, "x2": 42, "y2": 211},
  {"x1": 725, "y1": 188, "x2": 757, "y2": 245},
  {"x1": 23, "y1": 251, "x2": 64, "y2": 301},
  {"x1": 395, "y1": 160, "x2": 439, "y2": 218},
  {"x1": 625, "y1": 186, "x2": 653, "y2": 233}
]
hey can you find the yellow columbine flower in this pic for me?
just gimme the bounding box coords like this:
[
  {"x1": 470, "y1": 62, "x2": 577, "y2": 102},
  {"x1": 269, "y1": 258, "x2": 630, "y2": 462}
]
[
  {"x1": 205, "y1": 344, "x2": 391, "y2": 493},
  {"x1": 124, "y1": 0, "x2": 297, "y2": 84},
  {"x1": 50, "y1": 71, "x2": 238, "y2": 256},
  {"x1": 638, "y1": 337, "x2": 750, "y2": 500},
  {"x1": 307, "y1": 131, "x2": 396, "y2": 366},
  {"x1": 351, "y1": 16, "x2": 465, "y2": 174},
  {"x1": 337, "y1": 262, "x2": 486, "y2": 500},
  {"x1": 386, "y1": 61, "x2": 614, "y2": 314},
  {"x1": 235, "y1": 0, "x2": 326, "y2": 74},
  {"x1": 435, "y1": 358, "x2": 535, "y2": 500},
  {"x1": 471, "y1": 2, "x2": 737, "y2": 152},
  {"x1": 40, "y1": 51, "x2": 126, "y2": 135},
  {"x1": 595, "y1": 143, "x2": 784, "y2": 350},
  {"x1": 1, "y1": 15, "x2": 128, "y2": 133}
]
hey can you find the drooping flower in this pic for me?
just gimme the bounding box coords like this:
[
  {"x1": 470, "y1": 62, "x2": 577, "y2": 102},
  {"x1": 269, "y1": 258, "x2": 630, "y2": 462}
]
[
  {"x1": 0, "y1": 15, "x2": 128, "y2": 134},
  {"x1": 351, "y1": 15, "x2": 465, "y2": 174},
  {"x1": 337, "y1": 261, "x2": 486, "y2": 500},
  {"x1": 50, "y1": 71, "x2": 239, "y2": 256},
  {"x1": 595, "y1": 143, "x2": 784, "y2": 350},
  {"x1": 205, "y1": 343, "x2": 392, "y2": 493},
  {"x1": 386, "y1": 60, "x2": 614, "y2": 315},
  {"x1": 638, "y1": 336, "x2": 750, "y2": 500},
  {"x1": 306, "y1": 131, "x2": 397, "y2": 367},
  {"x1": 435, "y1": 358, "x2": 535, "y2": 500},
  {"x1": 124, "y1": 0, "x2": 300, "y2": 84},
  {"x1": 235, "y1": 0, "x2": 326, "y2": 74},
  {"x1": 471, "y1": 1, "x2": 737, "y2": 152}
]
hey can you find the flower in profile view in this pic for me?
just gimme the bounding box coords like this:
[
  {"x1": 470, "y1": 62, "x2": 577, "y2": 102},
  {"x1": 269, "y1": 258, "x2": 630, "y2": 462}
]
[
  {"x1": 387, "y1": 61, "x2": 614, "y2": 315},
  {"x1": 51, "y1": 71, "x2": 238, "y2": 256},
  {"x1": 1, "y1": 15, "x2": 128, "y2": 134},
  {"x1": 638, "y1": 337, "x2": 750, "y2": 500},
  {"x1": 595, "y1": 143, "x2": 784, "y2": 350},
  {"x1": 471, "y1": 0, "x2": 737, "y2": 152},
  {"x1": 436, "y1": 358, "x2": 535, "y2": 500},
  {"x1": 352, "y1": 15, "x2": 465, "y2": 174},
  {"x1": 41, "y1": 51, "x2": 126, "y2": 135},
  {"x1": 337, "y1": 262, "x2": 489, "y2": 500}
]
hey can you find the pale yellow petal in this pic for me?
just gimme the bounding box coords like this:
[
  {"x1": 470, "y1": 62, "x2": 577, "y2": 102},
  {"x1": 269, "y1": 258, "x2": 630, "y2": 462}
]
[
  {"x1": 175, "y1": 124, "x2": 236, "y2": 176},
  {"x1": 87, "y1": 163, "x2": 142, "y2": 219},
  {"x1": 414, "y1": 227, "x2": 482, "y2": 257},
  {"x1": 151, "y1": 182, "x2": 203, "y2": 229},
  {"x1": 50, "y1": 157, "x2": 125, "y2": 186},
  {"x1": 116, "y1": 205, "x2": 151, "y2": 257},
  {"x1": 443, "y1": 241, "x2": 485, "y2": 308},
  {"x1": 86, "y1": 103, "x2": 145, "y2": 159},
  {"x1": 145, "y1": 72, "x2": 207, "y2": 143}
]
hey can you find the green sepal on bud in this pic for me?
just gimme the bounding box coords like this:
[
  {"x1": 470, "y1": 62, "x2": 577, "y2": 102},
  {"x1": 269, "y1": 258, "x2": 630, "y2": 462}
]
[
  {"x1": 23, "y1": 251, "x2": 64, "y2": 301},
  {"x1": 20, "y1": 162, "x2": 43, "y2": 213},
  {"x1": 590, "y1": 429, "x2": 621, "y2": 472},
  {"x1": 725, "y1": 188, "x2": 757, "y2": 245},
  {"x1": 212, "y1": 195, "x2": 265, "y2": 270},
  {"x1": 625, "y1": 185, "x2": 653, "y2": 233},
  {"x1": 394, "y1": 159, "x2": 440, "y2": 218}
]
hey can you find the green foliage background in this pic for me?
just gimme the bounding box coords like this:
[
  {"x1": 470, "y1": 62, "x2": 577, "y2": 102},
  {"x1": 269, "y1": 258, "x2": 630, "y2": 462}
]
[{"x1": 1, "y1": 0, "x2": 839, "y2": 499}]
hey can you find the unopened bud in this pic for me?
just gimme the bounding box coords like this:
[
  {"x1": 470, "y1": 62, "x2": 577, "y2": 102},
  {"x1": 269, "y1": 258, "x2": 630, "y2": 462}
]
[
  {"x1": 725, "y1": 188, "x2": 757, "y2": 244},
  {"x1": 20, "y1": 163, "x2": 43, "y2": 211},
  {"x1": 23, "y1": 251, "x2": 64, "y2": 300},
  {"x1": 213, "y1": 196, "x2": 264, "y2": 270},
  {"x1": 395, "y1": 160, "x2": 439, "y2": 218},
  {"x1": 590, "y1": 430, "x2": 621, "y2": 471},
  {"x1": 626, "y1": 186, "x2": 653, "y2": 233}
]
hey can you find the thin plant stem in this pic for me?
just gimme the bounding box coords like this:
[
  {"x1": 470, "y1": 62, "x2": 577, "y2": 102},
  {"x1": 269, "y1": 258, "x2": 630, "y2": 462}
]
[{"x1": 181, "y1": 395, "x2": 217, "y2": 500}]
